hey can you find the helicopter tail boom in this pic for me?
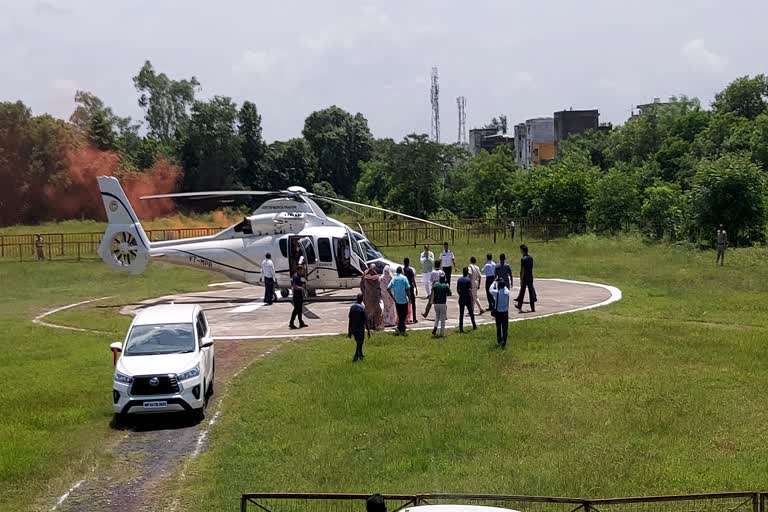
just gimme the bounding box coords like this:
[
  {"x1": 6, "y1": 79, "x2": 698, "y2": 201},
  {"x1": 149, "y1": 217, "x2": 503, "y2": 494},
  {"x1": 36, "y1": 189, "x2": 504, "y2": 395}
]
[{"x1": 96, "y1": 176, "x2": 151, "y2": 274}]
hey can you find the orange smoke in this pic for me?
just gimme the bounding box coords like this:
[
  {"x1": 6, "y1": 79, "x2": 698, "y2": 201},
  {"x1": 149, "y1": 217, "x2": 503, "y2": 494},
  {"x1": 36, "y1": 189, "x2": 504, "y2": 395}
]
[{"x1": 45, "y1": 144, "x2": 180, "y2": 221}]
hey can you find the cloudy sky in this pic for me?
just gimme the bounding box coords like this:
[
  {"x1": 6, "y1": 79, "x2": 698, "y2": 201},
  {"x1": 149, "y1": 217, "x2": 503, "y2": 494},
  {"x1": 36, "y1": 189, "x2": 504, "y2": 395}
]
[{"x1": 1, "y1": 0, "x2": 766, "y2": 142}]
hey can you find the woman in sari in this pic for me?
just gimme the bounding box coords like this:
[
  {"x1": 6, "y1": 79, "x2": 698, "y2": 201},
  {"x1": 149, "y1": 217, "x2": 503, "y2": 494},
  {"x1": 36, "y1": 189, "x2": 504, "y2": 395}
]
[
  {"x1": 379, "y1": 265, "x2": 397, "y2": 327},
  {"x1": 361, "y1": 264, "x2": 384, "y2": 330}
]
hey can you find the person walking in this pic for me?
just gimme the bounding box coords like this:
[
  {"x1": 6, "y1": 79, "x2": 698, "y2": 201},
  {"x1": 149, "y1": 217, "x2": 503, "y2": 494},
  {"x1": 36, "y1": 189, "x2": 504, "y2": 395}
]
[
  {"x1": 431, "y1": 274, "x2": 451, "y2": 337},
  {"x1": 468, "y1": 256, "x2": 484, "y2": 315},
  {"x1": 515, "y1": 244, "x2": 536, "y2": 312},
  {"x1": 379, "y1": 265, "x2": 397, "y2": 327},
  {"x1": 495, "y1": 253, "x2": 513, "y2": 289},
  {"x1": 490, "y1": 277, "x2": 510, "y2": 348},
  {"x1": 419, "y1": 244, "x2": 435, "y2": 294},
  {"x1": 35, "y1": 234, "x2": 45, "y2": 261},
  {"x1": 361, "y1": 264, "x2": 384, "y2": 330},
  {"x1": 510, "y1": 220, "x2": 516, "y2": 240},
  {"x1": 387, "y1": 266, "x2": 411, "y2": 335},
  {"x1": 481, "y1": 253, "x2": 496, "y2": 310},
  {"x1": 439, "y1": 242, "x2": 456, "y2": 286},
  {"x1": 289, "y1": 265, "x2": 308, "y2": 329},
  {"x1": 716, "y1": 224, "x2": 728, "y2": 266},
  {"x1": 348, "y1": 293, "x2": 369, "y2": 362},
  {"x1": 421, "y1": 268, "x2": 443, "y2": 318},
  {"x1": 456, "y1": 267, "x2": 476, "y2": 332},
  {"x1": 403, "y1": 257, "x2": 418, "y2": 323},
  {"x1": 261, "y1": 252, "x2": 276, "y2": 304}
]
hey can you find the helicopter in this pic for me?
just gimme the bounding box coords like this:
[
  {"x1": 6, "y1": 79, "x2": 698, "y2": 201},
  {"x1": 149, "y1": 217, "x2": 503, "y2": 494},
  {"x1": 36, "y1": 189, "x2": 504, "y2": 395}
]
[{"x1": 96, "y1": 176, "x2": 453, "y2": 297}]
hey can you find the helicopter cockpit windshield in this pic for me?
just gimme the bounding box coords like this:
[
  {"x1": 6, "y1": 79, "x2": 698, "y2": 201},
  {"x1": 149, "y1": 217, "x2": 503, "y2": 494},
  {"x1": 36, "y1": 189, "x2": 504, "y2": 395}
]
[{"x1": 355, "y1": 234, "x2": 383, "y2": 261}]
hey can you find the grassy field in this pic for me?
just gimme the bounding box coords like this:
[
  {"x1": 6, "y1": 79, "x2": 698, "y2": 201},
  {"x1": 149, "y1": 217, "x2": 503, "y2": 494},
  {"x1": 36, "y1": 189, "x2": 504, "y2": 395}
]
[
  {"x1": 178, "y1": 236, "x2": 768, "y2": 510},
  {"x1": 0, "y1": 260, "x2": 216, "y2": 511}
]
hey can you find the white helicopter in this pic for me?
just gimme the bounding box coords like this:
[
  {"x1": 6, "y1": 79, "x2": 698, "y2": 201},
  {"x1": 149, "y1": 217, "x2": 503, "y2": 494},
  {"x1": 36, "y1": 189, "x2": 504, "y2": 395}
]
[{"x1": 96, "y1": 176, "x2": 452, "y2": 297}]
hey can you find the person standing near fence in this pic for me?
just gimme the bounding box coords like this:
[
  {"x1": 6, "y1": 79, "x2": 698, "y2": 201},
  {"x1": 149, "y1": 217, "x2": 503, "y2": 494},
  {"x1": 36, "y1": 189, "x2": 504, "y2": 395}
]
[
  {"x1": 366, "y1": 494, "x2": 387, "y2": 512},
  {"x1": 716, "y1": 224, "x2": 728, "y2": 266},
  {"x1": 419, "y1": 244, "x2": 435, "y2": 295},
  {"x1": 431, "y1": 274, "x2": 451, "y2": 337},
  {"x1": 261, "y1": 253, "x2": 276, "y2": 305},
  {"x1": 403, "y1": 257, "x2": 418, "y2": 323},
  {"x1": 387, "y1": 266, "x2": 411, "y2": 336},
  {"x1": 440, "y1": 242, "x2": 456, "y2": 286},
  {"x1": 456, "y1": 267, "x2": 476, "y2": 332},
  {"x1": 348, "y1": 293, "x2": 369, "y2": 362},
  {"x1": 515, "y1": 244, "x2": 536, "y2": 313},
  {"x1": 468, "y1": 256, "x2": 484, "y2": 315},
  {"x1": 510, "y1": 220, "x2": 516, "y2": 240},
  {"x1": 482, "y1": 253, "x2": 496, "y2": 310},
  {"x1": 35, "y1": 234, "x2": 45, "y2": 261},
  {"x1": 490, "y1": 276, "x2": 510, "y2": 348}
]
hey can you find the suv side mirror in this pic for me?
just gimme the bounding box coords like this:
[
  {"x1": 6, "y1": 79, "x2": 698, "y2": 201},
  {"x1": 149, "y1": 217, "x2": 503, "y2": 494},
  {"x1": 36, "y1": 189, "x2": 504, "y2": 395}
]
[
  {"x1": 110, "y1": 342, "x2": 123, "y2": 352},
  {"x1": 200, "y1": 337, "x2": 214, "y2": 349}
]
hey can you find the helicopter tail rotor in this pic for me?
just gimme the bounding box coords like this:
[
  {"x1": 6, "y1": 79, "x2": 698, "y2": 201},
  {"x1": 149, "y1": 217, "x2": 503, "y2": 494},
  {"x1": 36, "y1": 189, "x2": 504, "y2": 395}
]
[{"x1": 96, "y1": 176, "x2": 151, "y2": 274}]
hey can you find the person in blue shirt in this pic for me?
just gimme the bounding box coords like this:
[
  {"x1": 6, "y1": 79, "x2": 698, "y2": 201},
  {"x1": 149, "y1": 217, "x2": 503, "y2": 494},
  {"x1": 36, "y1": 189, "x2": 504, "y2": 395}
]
[
  {"x1": 348, "y1": 293, "x2": 369, "y2": 362},
  {"x1": 387, "y1": 266, "x2": 411, "y2": 335},
  {"x1": 490, "y1": 276, "x2": 511, "y2": 348},
  {"x1": 495, "y1": 253, "x2": 513, "y2": 289}
]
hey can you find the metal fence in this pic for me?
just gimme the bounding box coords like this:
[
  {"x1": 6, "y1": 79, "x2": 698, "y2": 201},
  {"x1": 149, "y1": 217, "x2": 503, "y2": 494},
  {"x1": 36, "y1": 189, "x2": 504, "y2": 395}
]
[
  {"x1": 0, "y1": 219, "x2": 587, "y2": 262},
  {"x1": 240, "y1": 492, "x2": 765, "y2": 512}
]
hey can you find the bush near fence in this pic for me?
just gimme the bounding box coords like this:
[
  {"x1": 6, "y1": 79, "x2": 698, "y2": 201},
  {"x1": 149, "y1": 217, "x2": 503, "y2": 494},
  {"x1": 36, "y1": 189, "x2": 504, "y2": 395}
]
[{"x1": 0, "y1": 219, "x2": 587, "y2": 262}]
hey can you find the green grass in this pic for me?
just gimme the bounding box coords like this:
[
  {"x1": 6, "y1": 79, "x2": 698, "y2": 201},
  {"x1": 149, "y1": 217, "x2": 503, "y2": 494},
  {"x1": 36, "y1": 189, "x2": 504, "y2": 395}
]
[
  {"x1": 179, "y1": 235, "x2": 768, "y2": 509},
  {"x1": 0, "y1": 260, "x2": 216, "y2": 511}
]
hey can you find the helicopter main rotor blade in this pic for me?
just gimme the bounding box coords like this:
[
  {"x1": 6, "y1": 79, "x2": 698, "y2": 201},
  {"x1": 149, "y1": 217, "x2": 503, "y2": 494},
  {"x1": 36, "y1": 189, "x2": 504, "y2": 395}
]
[
  {"x1": 313, "y1": 195, "x2": 455, "y2": 230},
  {"x1": 311, "y1": 196, "x2": 364, "y2": 217},
  {"x1": 140, "y1": 191, "x2": 278, "y2": 200}
]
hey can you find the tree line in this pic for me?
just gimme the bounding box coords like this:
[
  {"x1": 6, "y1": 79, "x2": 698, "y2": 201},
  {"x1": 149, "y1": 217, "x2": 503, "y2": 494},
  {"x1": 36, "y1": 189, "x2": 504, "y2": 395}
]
[{"x1": 1, "y1": 61, "x2": 766, "y2": 245}]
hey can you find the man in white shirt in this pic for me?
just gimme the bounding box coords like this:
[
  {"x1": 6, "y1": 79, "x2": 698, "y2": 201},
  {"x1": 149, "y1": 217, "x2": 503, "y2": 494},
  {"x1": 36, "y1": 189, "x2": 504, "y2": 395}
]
[
  {"x1": 261, "y1": 253, "x2": 276, "y2": 305},
  {"x1": 481, "y1": 253, "x2": 497, "y2": 309},
  {"x1": 439, "y1": 241, "x2": 456, "y2": 286},
  {"x1": 419, "y1": 244, "x2": 435, "y2": 295}
]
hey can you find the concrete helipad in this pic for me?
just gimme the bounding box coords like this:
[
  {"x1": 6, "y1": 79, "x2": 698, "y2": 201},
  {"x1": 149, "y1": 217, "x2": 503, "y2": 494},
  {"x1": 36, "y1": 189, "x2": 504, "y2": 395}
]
[{"x1": 122, "y1": 278, "x2": 620, "y2": 340}]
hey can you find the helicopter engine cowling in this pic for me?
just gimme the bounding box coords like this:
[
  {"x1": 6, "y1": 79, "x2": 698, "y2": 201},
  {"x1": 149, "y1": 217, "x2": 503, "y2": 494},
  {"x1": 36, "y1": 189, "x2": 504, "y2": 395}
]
[{"x1": 247, "y1": 212, "x2": 306, "y2": 235}]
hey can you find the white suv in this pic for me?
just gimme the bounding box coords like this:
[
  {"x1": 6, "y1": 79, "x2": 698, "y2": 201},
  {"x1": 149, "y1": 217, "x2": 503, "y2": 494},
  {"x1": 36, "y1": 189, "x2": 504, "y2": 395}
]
[{"x1": 111, "y1": 304, "x2": 215, "y2": 421}]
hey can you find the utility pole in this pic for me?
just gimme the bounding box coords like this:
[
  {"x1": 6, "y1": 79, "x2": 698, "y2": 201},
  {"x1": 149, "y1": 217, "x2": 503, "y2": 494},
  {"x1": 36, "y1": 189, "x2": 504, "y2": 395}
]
[{"x1": 430, "y1": 66, "x2": 440, "y2": 143}]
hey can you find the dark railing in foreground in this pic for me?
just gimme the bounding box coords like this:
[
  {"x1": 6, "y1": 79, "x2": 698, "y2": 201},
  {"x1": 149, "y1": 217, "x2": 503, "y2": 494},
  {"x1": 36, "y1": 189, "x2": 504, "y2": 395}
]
[
  {"x1": 0, "y1": 219, "x2": 587, "y2": 262},
  {"x1": 240, "y1": 492, "x2": 767, "y2": 512}
]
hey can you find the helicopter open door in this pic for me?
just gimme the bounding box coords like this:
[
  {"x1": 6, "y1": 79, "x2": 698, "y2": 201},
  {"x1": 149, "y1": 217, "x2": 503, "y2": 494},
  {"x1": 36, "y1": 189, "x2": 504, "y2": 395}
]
[
  {"x1": 288, "y1": 235, "x2": 318, "y2": 281},
  {"x1": 346, "y1": 229, "x2": 368, "y2": 274}
]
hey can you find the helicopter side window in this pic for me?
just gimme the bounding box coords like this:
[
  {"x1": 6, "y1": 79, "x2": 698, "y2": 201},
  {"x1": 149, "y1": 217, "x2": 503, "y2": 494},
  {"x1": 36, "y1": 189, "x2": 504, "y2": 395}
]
[
  {"x1": 318, "y1": 238, "x2": 332, "y2": 263},
  {"x1": 279, "y1": 239, "x2": 288, "y2": 258},
  {"x1": 234, "y1": 218, "x2": 253, "y2": 235}
]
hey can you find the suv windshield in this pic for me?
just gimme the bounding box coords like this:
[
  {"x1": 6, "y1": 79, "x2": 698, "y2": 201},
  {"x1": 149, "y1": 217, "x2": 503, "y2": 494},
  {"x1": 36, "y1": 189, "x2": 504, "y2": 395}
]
[{"x1": 124, "y1": 323, "x2": 195, "y2": 356}]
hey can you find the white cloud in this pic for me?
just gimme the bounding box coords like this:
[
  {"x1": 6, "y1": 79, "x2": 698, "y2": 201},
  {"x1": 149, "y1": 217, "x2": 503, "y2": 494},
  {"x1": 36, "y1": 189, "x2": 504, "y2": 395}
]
[
  {"x1": 511, "y1": 71, "x2": 535, "y2": 90},
  {"x1": 232, "y1": 49, "x2": 278, "y2": 75},
  {"x1": 681, "y1": 38, "x2": 727, "y2": 73},
  {"x1": 51, "y1": 78, "x2": 78, "y2": 92},
  {"x1": 34, "y1": 2, "x2": 72, "y2": 15}
]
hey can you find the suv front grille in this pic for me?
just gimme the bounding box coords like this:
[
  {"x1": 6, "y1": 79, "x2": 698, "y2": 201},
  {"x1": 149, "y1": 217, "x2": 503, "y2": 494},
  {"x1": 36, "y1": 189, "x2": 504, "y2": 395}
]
[{"x1": 130, "y1": 375, "x2": 180, "y2": 396}]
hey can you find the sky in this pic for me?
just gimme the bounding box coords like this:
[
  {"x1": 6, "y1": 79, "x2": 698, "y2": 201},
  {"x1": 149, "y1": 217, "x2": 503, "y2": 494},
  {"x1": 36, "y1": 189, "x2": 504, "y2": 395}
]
[{"x1": 1, "y1": 0, "x2": 767, "y2": 142}]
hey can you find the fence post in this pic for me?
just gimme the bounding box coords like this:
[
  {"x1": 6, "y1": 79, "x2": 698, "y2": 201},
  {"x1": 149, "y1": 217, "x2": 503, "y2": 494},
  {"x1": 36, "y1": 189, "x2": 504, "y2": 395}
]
[
  {"x1": 413, "y1": 227, "x2": 417, "y2": 248},
  {"x1": 60, "y1": 233, "x2": 64, "y2": 256},
  {"x1": 386, "y1": 228, "x2": 389, "y2": 247},
  {"x1": 451, "y1": 228, "x2": 455, "y2": 245},
  {"x1": 77, "y1": 242, "x2": 81, "y2": 261},
  {"x1": 240, "y1": 496, "x2": 248, "y2": 512},
  {"x1": 752, "y1": 493, "x2": 759, "y2": 512}
]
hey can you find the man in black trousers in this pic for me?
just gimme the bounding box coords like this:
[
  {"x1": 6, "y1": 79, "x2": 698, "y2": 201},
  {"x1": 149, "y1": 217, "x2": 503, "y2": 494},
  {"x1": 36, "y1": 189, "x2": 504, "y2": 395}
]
[
  {"x1": 348, "y1": 293, "x2": 369, "y2": 362},
  {"x1": 495, "y1": 253, "x2": 513, "y2": 289},
  {"x1": 403, "y1": 257, "x2": 418, "y2": 323},
  {"x1": 289, "y1": 265, "x2": 308, "y2": 329},
  {"x1": 456, "y1": 267, "x2": 476, "y2": 332},
  {"x1": 515, "y1": 244, "x2": 536, "y2": 312}
]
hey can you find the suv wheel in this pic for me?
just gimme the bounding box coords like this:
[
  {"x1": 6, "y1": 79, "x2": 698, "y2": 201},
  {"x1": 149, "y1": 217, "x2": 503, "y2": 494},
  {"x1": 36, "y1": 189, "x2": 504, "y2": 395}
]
[{"x1": 193, "y1": 382, "x2": 207, "y2": 422}]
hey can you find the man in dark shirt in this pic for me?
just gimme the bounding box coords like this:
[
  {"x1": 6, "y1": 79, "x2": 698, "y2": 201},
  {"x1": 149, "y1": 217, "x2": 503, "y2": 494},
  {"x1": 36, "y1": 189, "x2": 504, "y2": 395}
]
[
  {"x1": 289, "y1": 265, "x2": 308, "y2": 329},
  {"x1": 495, "y1": 253, "x2": 513, "y2": 289},
  {"x1": 403, "y1": 257, "x2": 418, "y2": 323},
  {"x1": 515, "y1": 244, "x2": 536, "y2": 312},
  {"x1": 456, "y1": 267, "x2": 476, "y2": 332},
  {"x1": 366, "y1": 494, "x2": 387, "y2": 512},
  {"x1": 348, "y1": 293, "x2": 369, "y2": 362}
]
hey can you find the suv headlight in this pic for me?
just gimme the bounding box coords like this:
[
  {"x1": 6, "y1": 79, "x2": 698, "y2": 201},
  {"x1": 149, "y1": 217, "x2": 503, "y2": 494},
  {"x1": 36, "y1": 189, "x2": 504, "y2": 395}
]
[
  {"x1": 177, "y1": 365, "x2": 200, "y2": 382},
  {"x1": 114, "y1": 372, "x2": 133, "y2": 384}
]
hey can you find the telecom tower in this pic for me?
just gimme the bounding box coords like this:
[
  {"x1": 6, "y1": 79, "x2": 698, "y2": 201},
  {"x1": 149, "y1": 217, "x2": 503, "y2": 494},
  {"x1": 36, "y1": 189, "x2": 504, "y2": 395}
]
[
  {"x1": 430, "y1": 67, "x2": 440, "y2": 143},
  {"x1": 456, "y1": 96, "x2": 467, "y2": 144}
]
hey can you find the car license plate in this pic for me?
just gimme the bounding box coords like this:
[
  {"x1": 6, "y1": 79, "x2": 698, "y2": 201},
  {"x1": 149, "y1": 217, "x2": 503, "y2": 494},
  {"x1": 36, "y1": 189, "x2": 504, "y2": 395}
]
[{"x1": 143, "y1": 400, "x2": 167, "y2": 409}]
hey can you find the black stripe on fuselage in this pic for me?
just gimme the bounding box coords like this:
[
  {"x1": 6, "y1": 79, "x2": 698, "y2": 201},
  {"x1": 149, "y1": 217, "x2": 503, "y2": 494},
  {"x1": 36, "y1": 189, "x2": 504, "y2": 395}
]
[{"x1": 100, "y1": 191, "x2": 148, "y2": 249}]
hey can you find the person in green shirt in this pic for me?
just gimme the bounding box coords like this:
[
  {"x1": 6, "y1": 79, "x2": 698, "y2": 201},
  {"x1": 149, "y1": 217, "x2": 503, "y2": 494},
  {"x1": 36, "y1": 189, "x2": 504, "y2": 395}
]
[{"x1": 431, "y1": 274, "x2": 452, "y2": 337}]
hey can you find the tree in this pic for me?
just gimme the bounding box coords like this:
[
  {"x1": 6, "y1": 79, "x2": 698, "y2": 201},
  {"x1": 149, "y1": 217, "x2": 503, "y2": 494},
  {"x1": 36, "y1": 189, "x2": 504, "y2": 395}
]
[
  {"x1": 587, "y1": 169, "x2": 641, "y2": 233},
  {"x1": 712, "y1": 74, "x2": 768, "y2": 120},
  {"x1": 237, "y1": 101, "x2": 268, "y2": 189},
  {"x1": 302, "y1": 106, "x2": 373, "y2": 197},
  {"x1": 690, "y1": 153, "x2": 766, "y2": 244},
  {"x1": 133, "y1": 61, "x2": 200, "y2": 143},
  {"x1": 70, "y1": 90, "x2": 140, "y2": 152},
  {"x1": 485, "y1": 114, "x2": 508, "y2": 134},
  {"x1": 180, "y1": 96, "x2": 241, "y2": 191},
  {"x1": 266, "y1": 138, "x2": 318, "y2": 190},
  {"x1": 640, "y1": 183, "x2": 686, "y2": 240},
  {"x1": 452, "y1": 145, "x2": 517, "y2": 218}
]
